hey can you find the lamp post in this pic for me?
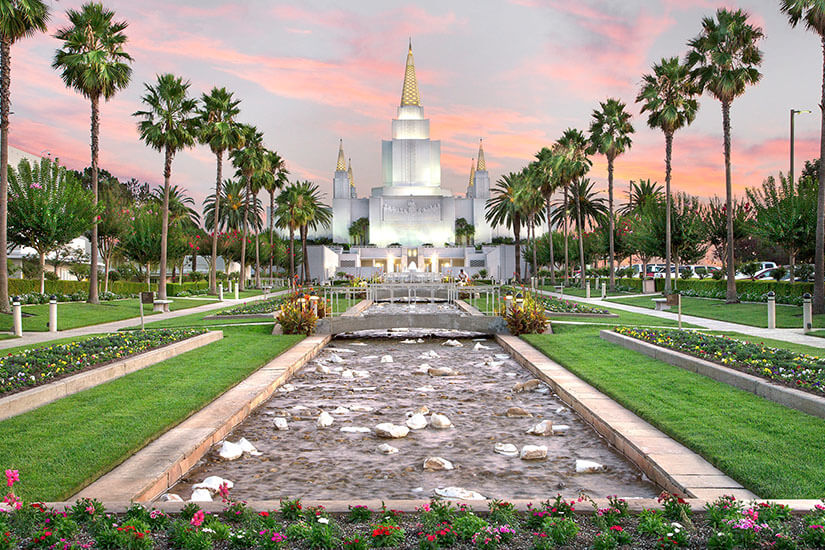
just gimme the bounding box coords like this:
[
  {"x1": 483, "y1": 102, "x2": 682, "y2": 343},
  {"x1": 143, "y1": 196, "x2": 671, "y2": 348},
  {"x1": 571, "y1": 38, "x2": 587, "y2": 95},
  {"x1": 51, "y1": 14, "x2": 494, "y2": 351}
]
[{"x1": 790, "y1": 108, "x2": 811, "y2": 184}]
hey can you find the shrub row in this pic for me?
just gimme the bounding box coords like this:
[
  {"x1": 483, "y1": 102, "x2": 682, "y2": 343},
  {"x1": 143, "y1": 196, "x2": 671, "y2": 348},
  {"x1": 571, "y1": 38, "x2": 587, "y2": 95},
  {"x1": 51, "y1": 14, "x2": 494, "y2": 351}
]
[
  {"x1": 543, "y1": 296, "x2": 609, "y2": 315},
  {"x1": 7, "y1": 279, "x2": 211, "y2": 299}
]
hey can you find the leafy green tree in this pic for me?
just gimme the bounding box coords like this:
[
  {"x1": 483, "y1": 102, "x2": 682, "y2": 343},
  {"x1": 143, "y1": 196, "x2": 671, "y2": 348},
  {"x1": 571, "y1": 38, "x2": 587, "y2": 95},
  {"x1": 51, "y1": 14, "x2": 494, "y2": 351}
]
[
  {"x1": 588, "y1": 98, "x2": 634, "y2": 291},
  {"x1": 637, "y1": 56, "x2": 699, "y2": 294},
  {"x1": 53, "y1": 2, "x2": 132, "y2": 303},
  {"x1": 119, "y1": 205, "x2": 161, "y2": 288},
  {"x1": 486, "y1": 172, "x2": 525, "y2": 281},
  {"x1": 0, "y1": 0, "x2": 50, "y2": 311},
  {"x1": 231, "y1": 125, "x2": 268, "y2": 290},
  {"x1": 7, "y1": 158, "x2": 98, "y2": 293},
  {"x1": 687, "y1": 8, "x2": 764, "y2": 302},
  {"x1": 701, "y1": 196, "x2": 752, "y2": 273},
  {"x1": 134, "y1": 73, "x2": 198, "y2": 300},
  {"x1": 97, "y1": 178, "x2": 132, "y2": 292}
]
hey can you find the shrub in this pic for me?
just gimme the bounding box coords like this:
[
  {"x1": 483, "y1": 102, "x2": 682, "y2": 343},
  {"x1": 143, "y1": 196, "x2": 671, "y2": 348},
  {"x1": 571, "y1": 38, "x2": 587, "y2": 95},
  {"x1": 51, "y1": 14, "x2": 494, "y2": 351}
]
[
  {"x1": 347, "y1": 505, "x2": 371, "y2": 523},
  {"x1": 772, "y1": 266, "x2": 788, "y2": 281},
  {"x1": 369, "y1": 524, "x2": 404, "y2": 547},
  {"x1": 276, "y1": 300, "x2": 317, "y2": 335},
  {"x1": 452, "y1": 513, "x2": 488, "y2": 540},
  {"x1": 503, "y1": 294, "x2": 547, "y2": 335}
]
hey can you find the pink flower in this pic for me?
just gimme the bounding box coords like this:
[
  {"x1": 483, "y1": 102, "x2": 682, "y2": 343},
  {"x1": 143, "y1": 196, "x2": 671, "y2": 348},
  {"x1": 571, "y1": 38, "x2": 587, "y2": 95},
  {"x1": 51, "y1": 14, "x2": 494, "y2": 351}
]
[
  {"x1": 190, "y1": 509, "x2": 205, "y2": 527},
  {"x1": 4, "y1": 470, "x2": 18, "y2": 488}
]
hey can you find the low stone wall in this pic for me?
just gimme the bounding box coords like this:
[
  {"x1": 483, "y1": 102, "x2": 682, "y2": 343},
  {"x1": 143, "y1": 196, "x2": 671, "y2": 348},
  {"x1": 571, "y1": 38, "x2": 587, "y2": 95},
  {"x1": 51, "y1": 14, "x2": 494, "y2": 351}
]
[
  {"x1": 202, "y1": 313, "x2": 275, "y2": 320},
  {"x1": 73, "y1": 334, "x2": 331, "y2": 502},
  {"x1": 0, "y1": 331, "x2": 223, "y2": 422},
  {"x1": 601, "y1": 330, "x2": 825, "y2": 421},
  {"x1": 454, "y1": 299, "x2": 484, "y2": 316},
  {"x1": 341, "y1": 299, "x2": 373, "y2": 317}
]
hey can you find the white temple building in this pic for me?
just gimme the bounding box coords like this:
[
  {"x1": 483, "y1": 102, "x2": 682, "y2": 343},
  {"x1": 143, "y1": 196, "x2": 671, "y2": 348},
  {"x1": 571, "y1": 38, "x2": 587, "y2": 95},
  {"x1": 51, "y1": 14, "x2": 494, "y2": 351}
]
[{"x1": 330, "y1": 42, "x2": 494, "y2": 246}]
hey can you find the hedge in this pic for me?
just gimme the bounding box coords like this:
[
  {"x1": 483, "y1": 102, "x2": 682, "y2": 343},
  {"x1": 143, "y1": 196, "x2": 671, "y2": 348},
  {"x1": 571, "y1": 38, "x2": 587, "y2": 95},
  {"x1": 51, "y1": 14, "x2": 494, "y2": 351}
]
[
  {"x1": 7, "y1": 279, "x2": 209, "y2": 298},
  {"x1": 655, "y1": 278, "x2": 814, "y2": 299}
]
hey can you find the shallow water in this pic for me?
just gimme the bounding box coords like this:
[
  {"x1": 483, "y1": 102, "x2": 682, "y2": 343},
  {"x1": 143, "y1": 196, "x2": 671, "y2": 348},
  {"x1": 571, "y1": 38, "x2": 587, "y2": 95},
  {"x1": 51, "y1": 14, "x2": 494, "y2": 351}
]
[{"x1": 168, "y1": 324, "x2": 658, "y2": 501}]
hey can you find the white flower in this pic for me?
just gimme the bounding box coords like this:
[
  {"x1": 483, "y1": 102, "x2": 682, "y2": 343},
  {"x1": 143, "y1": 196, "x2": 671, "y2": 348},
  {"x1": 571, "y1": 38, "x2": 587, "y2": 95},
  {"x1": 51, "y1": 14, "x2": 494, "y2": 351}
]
[
  {"x1": 318, "y1": 517, "x2": 329, "y2": 524},
  {"x1": 203, "y1": 528, "x2": 214, "y2": 534},
  {"x1": 667, "y1": 532, "x2": 673, "y2": 537}
]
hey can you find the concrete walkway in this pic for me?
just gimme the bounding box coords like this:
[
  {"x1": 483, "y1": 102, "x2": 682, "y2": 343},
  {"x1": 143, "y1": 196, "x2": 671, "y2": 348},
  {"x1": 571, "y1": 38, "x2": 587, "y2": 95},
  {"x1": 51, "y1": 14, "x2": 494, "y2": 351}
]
[
  {"x1": 538, "y1": 288, "x2": 825, "y2": 349},
  {"x1": 0, "y1": 290, "x2": 286, "y2": 351}
]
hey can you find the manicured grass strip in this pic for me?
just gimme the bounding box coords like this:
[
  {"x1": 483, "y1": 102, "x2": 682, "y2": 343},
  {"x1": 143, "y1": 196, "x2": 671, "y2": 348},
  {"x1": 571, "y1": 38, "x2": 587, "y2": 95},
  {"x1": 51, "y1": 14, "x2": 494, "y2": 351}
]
[
  {"x1": 711, "y1": 331, "x2": 825, "y2": 357},
  {"x1": 523, "y1": 325, "x2": 825, "y2": 499},
  {"x1": 539, "y1": 285, "x2": 637, "y2": 298},
  {"x1": 607, "y1": 295, "x2": 825, "y2": 329},
  {"x1": 0, "y1": 298, "x2": 217, "y2": 332},
  {"x1": 0, "y1": 325, "x2": 303, "y2": 501}
]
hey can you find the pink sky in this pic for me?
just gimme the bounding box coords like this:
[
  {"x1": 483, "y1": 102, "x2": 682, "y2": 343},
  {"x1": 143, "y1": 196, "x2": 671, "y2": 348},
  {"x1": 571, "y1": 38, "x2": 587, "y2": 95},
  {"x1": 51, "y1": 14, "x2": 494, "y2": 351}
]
[{"x1": 7, "y1": 0, "x2": 823, "y2": 208}]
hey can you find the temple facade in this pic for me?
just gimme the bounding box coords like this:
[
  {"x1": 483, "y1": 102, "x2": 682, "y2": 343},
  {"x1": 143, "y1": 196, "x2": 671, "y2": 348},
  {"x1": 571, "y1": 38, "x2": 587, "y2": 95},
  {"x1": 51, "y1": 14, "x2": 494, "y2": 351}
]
[{"x1": 330, "y1": 43, "x2": 495, "y2": 246}]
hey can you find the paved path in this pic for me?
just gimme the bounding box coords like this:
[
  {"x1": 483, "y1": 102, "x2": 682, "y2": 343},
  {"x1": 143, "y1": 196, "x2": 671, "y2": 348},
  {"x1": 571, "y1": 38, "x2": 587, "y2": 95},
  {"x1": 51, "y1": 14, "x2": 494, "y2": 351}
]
[
  {"x1": 538, "y1": 288, "x2": 825, "y2": 349},
  {"x1": 0, "y1": 290, "x2": 286, "y2": 351}
]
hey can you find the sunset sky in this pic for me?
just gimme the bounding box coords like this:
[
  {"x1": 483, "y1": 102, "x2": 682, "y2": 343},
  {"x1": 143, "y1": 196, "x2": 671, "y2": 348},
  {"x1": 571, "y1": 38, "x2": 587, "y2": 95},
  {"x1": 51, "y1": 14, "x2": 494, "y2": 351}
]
[{"x1": 8, "y1": 0, "x2": 824, "y2": 207}]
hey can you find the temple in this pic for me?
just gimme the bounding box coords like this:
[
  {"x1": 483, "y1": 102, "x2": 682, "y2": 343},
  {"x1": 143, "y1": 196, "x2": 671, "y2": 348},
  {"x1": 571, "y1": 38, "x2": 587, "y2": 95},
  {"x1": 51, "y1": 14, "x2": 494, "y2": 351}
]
[{"x1": 330, "y1": 42, "x2": 494, "y2": 246}]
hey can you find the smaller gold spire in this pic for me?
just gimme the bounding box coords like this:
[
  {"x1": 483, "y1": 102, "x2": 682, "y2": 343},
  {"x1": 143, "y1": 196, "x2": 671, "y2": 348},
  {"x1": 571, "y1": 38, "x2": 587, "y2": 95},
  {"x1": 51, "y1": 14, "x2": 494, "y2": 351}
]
[
  {"x1": 476, "y1": 139, "x2": 486, "y2": 171},
  {"x1": 336, "y1": 139, "x2": 346, "y2": 171},
  {"x1": 469, "y1": 158, "x2": 476, "y2": 187},
  {"x1": 347, "y1": 158, "x2": 354, "y2": 186}
]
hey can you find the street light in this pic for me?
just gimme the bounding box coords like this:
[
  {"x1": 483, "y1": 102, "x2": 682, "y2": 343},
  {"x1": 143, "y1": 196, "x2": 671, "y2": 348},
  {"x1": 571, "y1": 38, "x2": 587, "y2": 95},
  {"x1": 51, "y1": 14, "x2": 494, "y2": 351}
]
[{"x1": 790, "y1": 108, "x2": 811, "y2": 183}]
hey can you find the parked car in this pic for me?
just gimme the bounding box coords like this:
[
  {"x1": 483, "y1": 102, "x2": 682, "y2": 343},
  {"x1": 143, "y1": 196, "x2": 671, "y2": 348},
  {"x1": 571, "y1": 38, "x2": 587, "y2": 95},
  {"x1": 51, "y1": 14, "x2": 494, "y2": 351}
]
[
  {"x1": 686, "y1": 265, "x2": 721, "y2": 279},
  {"x1": 735, "y1": 261, "x2": 777, "y2": 279}
]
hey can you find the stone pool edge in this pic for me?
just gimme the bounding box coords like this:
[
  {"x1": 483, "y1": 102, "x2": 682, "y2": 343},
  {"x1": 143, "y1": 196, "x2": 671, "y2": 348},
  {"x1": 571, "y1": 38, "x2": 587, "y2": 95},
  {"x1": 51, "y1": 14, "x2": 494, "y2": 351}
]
[
  {"x1": 73, "y1": 334, "x2": 331, "y2": 503},
  {"x1": 494, "y1": 334, "x2": 758, "y2": 502}
]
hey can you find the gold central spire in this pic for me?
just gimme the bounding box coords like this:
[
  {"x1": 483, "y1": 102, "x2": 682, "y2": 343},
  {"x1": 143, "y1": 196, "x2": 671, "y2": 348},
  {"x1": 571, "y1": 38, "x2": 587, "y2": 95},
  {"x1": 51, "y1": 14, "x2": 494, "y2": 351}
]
[
  {"x1": 477, "y1": 139, "x2": 486, "y2": 171},
  {"x1": 400, "y1": 39, "x2": 421, "y2": 107},
  {"x1": 336, "y1": 139, "x2": 346, "y2": 171}
]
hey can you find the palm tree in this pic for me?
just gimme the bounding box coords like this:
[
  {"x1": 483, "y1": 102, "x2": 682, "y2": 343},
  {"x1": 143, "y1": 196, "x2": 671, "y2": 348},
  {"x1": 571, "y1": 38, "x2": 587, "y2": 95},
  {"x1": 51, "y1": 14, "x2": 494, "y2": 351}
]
[
  {"x1": 53, "y1": 2, "x2": 132, "y2": 304},
  {"x1": 514, "y1": 167, "x2": 545, "y2": 278},
  {"x1": 133, "y1": 73, "x2": 198, "y2": 300},
  {"x1": 619, "y1": 179, "x2": 664, "y2": 216},
  {"x1": 781, "y1": 0, "x2": 825, "y2": 312},
  {"x1": 275, "y1": 183, "x2": 303, "y2": 285},
  {"x1": 203, "y1": 178, "x2": 247, "y2": 233},
  {"x1": 552, "y1": 129, "x2": 592, "y2": 288},
  {"x1": 0, "y1": 0, "x2": 50, "y2": 312},
  {"x1": 551, "y1": 179, "x2": 609, "y2": 233},
  {"x1": 589, "y1": 98, "x2": 634, "y2": 292},
  {"x1": 294, "y1": 180, "x2": 331, "y2": 282},
  {"x1": 636, "y1": 57, "x2": 699, "y2": 295},
  {"x1": 687, "y1": 8, "x2": 764, "y2": 303},
  {"x1": 262, "y1": 149, "x2": 288, "y2": 279},
  {"x1": 532, "y1": 150, "x2": 558, "y2": 284},
  {"x1": 197, "y1": 87, "x2": 244, "y2": 295},
  {"x1": 230, "y1": 125, "x2": 268, "y2": 291},
  {"x1": 486, "y1": 172, "x2": 524, "y2": 281}
]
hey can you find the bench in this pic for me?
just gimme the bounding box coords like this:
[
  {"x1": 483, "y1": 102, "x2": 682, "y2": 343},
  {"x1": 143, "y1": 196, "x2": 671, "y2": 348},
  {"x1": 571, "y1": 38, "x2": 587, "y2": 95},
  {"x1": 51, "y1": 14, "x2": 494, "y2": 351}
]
[
  {"x1": 554, "y1": 285, "x2": 564, "y2": 295},
  {"x1": 153, "y1": 299, "x2": 173, "y2": 313},
  {"x1": 652, "y1": 298, "x2": 669, "y2": 311},
  {"x1": 261, "y1": 285, "x2": 273, "y2": 295}
]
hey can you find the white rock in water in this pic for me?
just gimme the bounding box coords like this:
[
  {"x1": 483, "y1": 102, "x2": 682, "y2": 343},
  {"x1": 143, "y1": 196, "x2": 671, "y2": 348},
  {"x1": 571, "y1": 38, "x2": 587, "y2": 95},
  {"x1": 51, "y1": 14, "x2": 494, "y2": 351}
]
[
  {"x1": 442, "y1": 339, "x2": 463, "y2": 347},
  {"x1": 362, "y1": 355, "x2": 379, "y2": 360},
  {"x1": 340, "y1": 426, "x2": 371, "y2": 433},
  {"x1": 418, "y1": 350, "x2": 440, "y2": 359},
  {"x1": 218, "y1": 440, "x2": 243, "y2": 460},
  {"x1": 423, "y1": 456, "x2": 454, "y2": 471},
  {"x1": 552, "y1": 424, "x2": 570, "y2": 436},
  {"x1": 495, "y1": 354, "x2": 509, "y2": 360},
  {"x1": 374, "y1": 423, "x2": 410, "y2": 438},
  {"x1": 331, "y1": 366, "x2": 344, "y2": 373},
  {"x1": 317, "y1": 411, "x2": 334, "y2": 427},
  {"x1": 341, "y1": 369, "x2": 354, "y2": 379},
  {"x1": 494, "y1": 443, "x2": 519, "y2": 457},
  {"x1": 474, "y1": 342, "x2": 492, "y2": 351},
  {"x1": 292, "y1": 405, "x2": 308, "y2": 411},
  {"x1": 350, "y1": 342, "x2": 367, "y2": 346},
  {"x1": 527, "y1": 420, "x2": 553, "y2": 436},
  {"x1": 555, "y1": 407, "x2": 566, "y2": 414},
  {"x1": 189, "y1": 489, "x2": 213, "y2": 502},
  {"x1": 162, "y1": 493, "x2": 184, "y2": 502},
  {"x1": 316, "y1": 364, "x2": 331, "y2": 374},
  {"x1": 352, "y1": 386, "x2": 376, "y2": 391},
  {"x1": 278, "y1": 383, "x2": 297, "y2": 393},
  {"x1": 380, "y1": 355, "x2": 394, "y2": 363},
  {"x1": 331, "y1": 406, "x2": 350, "y2": 414},
  {"x1": 520, "y1": 445, "x2": 548, "y2": 460},
  {"x1": 401, "y1": 339, "x2": 417, "y2": 344},
  {"x1": 378, "y1": 443, "x2": 399, "y2": 454},
  {"x1": 193, "y1": 476, "x2": 233, "y2": 493},
  {"x1": 414, "y1": 363, "x2": 431, "y2": 375},
  {"x1": 428, "y1": 366, "x2": 456, "y2": 377},
  {"x1": 274, "y1": 417, "x2": 289, "y2": 431},
  {"x1": 349, "y1": 404, "x2": 374, "y2": 412},
  {"x1": 575, "y1": 459, "x2": 605, "y2": 473},
  {"x1": 353, "y1": 370, "x2": 370, "y2": 378},
  {"x1": 415, "y1": 386, "x2": 436, "y2": 392},
  {"x1": 412, "y1": 486, "x2": 424, "y2": 492},
  {"x1": 429, "y1": 413, "x2": 453, "y2": 429},
  {"x1": 417, "y1": 338, "x2": 425, "y2": 343},
  {"x1": 238, "y1": 437, "x2": 261, "y2": 455},
  {"x1": 328, "y1": 353, "x2": 344, "y2": 363},
  {"x1": 434, "y1": 487, "x2": 485, "y2": 500},
  {"x1": 406, "y1": 413, "x2": 428, "y2": 430}
]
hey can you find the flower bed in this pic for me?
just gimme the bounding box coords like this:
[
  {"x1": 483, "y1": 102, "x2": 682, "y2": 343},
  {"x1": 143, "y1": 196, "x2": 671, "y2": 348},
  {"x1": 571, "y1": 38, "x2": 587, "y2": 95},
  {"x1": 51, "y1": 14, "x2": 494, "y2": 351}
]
[
  {"x1": 0, "y1": 329, "x2": 207, "y2": 396},
  {"x1": 614, "y1": 327, "x2": 825, "y2": 396},
  {"x1": 543, "y1": 297, "x2": 610, "y2": 315},
  {"x1": 222, "y1": 297, "x2": 285, "y2": 316},
  {"x1": 0, "y1": 480, "x2": 823, "y2": 549}
]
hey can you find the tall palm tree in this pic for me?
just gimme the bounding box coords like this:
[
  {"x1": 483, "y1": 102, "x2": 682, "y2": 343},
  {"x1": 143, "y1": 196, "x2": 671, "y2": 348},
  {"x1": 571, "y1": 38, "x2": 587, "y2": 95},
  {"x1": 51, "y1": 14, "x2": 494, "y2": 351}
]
[
  {"x1": 230, "y1": 125, "x2": 268, "y2": 291},
  {"x1": 514, "y1": 167, "x2": 545, "y2": 278},
  {"x1": 262, "y1": 149, "x2": 288, "y2": 279},
  {"x1": 275, "y1": 183, "x2": 303, "y2": 285},
  {"x1": 532, "y1": 150, "x2": 559, "y2": 284},
  {"x1": 636, "y1": 57, "x2": 699, "y2": 295},
  {"x1": 781, "y1": 0, "x2": 825, "y2": 312},
  {"x1": 203, "y1": 178, "x2": 247, "y2": 233},
  {"x1": 0, "y1": 0, "x2": 50, "y2": 312},
  {"x1": 551, "y1": 179, "x2": 609, "y2": 233},
  {"x1": 552, "y1": 129, "x2": 592, "y2": 288},
  {"x1": 294, "y1": 180, "x2": 331, "y2": 282},
  {"x1": 153, "y1": 184, "x2": 200, "y2": 226},
  {"x1": 687, "y1": 8, "x2": 763, "y2": 303},
  {"x1": 589, "y1": 98, "x2": 634, "y2": 291},
  {"x1": 197, "y1": 87, "x2": 244, "y2": 295},
  {"x1": 53, "y1": 2, "x2": 132, "y2": 303},
  {"x1": 619, "y1": 179, "x2": 664, "y2": 216},
  {"x1": 133, "y1": 73, "x2": 198, "y2": 300},
  {"x1": 486, "y1": 172, "x2": 524, "y2": 281}
]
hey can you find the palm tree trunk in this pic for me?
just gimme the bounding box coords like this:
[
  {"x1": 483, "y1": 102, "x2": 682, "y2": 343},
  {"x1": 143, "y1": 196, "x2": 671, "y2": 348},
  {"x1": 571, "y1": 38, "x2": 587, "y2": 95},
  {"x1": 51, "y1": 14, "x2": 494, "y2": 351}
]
[
  {"x1": 104, "y1": 253, "x2": 110, "y2": 294},
  {"x1": 531, "y1": 219, "x2": 538, "y2": 280},
  {"x1": 722, "y1": 100, "x2": 738, "y2": 303},
  {"x1": 0, "y1": 38, "x2": 11, "y2": 313},
  {"x1": 545, "y1": 196, "x2": 555, "y2": 285},
  {"x1": 575, "y1": 185, "x2": 586, "y2": 290},
  {"x1": 664, "y1": 131, "x2": 673, "y2": 296},
  {"x1": 815, "y1": 36, "x2": 825, "y2": 313},
  {"x1": 607, "y1": 156, "x2": 616, "y2": 292},
  {"x1": 302, "y1": 225, "x2": 310, "y2": 282},
  {"x1": 563, "y1": 185, "x2": 570, "y2": 285},
  {"x1": 255, "y1": 230, "x2": 261, "y2": 288},
  {"x1": 240, "y1": 176, "x2": 250, "y2": 291},
  {"x1": 269, "y1": 190, "x2": 275, "y2": 280},
  {"x1": 288, "y1": 226, "x2": 295, "y2": 286},
  {"x1": 513, "y1": 218, "x2": 521, "y2": 282},
  {"x1": 158, "y1": 145, "x2": 173, "y2": 301},
  {"x1": 209, "y1": 150, "x2": 222, "y2": 295},
  {"x1": 88, "y1": 94, "x2": 101, "y2": 304}
]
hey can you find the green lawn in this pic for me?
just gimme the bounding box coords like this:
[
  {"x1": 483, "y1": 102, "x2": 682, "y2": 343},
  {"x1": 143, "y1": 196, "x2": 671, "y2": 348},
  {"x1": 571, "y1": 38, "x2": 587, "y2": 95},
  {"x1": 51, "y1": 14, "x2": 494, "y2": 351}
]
[
  {"x1": 0, "y1": 298, "x2": 217, "y2": 333},
  {"x1": 539, "y1": 285, "x2": 637, "y2": 298},
  {"x1": 606, "y1": 295, "x2": 824, "y2": 329},
  {"x1": 523, "y1": 325, "x2": 825, "y2": 498},
  {"x1": 0, "y1": 325, "x2": 302, "y2": 501}
]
